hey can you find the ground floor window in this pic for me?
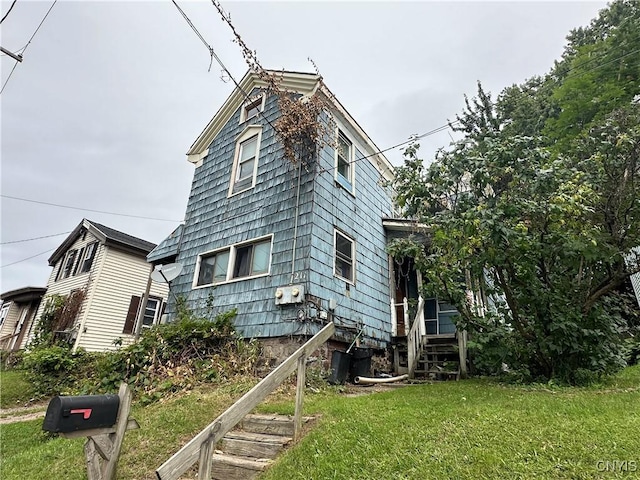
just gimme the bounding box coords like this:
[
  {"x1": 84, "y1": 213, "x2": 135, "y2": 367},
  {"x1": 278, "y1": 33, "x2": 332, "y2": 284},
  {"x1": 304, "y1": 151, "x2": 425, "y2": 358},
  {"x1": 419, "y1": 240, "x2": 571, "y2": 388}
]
[{"x1": 195, "y1": 235, "x2": 273, "y2": 287}]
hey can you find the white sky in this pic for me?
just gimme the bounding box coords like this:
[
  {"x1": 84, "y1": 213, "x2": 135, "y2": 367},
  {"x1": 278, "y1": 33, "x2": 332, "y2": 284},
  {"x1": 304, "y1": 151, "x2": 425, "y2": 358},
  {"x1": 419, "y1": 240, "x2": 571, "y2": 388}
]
[{"x1": 1, "y1": 0, "x2": 608, "y2": 293}]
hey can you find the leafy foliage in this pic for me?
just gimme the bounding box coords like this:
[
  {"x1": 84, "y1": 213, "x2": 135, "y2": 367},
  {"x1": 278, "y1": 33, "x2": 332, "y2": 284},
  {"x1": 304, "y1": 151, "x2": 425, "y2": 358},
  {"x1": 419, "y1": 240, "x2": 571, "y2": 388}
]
[
  {"x1": 390, "y1": 0, "x2": 640, "y2": 384},
  {"x1": 21, "y1": 301, "x2": 261, "y2": 403}
]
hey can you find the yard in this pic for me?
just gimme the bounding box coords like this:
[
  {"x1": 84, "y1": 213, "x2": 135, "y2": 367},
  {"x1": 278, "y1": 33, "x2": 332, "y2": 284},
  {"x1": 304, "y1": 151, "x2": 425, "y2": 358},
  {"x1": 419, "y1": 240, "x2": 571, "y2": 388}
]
[{"x1": 1, "y1": 367, "x2": 639, "y2": 479}]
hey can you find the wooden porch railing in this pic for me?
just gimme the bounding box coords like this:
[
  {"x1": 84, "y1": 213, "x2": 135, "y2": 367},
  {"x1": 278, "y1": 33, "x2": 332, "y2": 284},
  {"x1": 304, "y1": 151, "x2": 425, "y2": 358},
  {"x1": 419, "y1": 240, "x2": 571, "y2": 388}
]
[
  {"x1": 155, "y1": 321, "x2": 335, "y2": 480},
  {"x1": 406, "y1": 297, "x2": 425, "y2": 379}
]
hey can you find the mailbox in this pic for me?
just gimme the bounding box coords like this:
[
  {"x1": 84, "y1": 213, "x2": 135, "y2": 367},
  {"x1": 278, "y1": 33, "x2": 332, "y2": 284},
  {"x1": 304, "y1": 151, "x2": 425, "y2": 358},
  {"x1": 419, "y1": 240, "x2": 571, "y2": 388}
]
[{"x1": 42, "y1": 394, "x2": 120, "y2": 433}]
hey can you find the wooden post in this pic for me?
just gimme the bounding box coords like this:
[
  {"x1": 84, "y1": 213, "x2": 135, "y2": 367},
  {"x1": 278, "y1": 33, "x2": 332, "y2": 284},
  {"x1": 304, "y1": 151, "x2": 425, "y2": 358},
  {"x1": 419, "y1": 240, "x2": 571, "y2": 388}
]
[
  {"x1": 61, "y1": 383, "x2": 139, "y2": 480},
  {"x1": 293, "y1": 354, "x2": 306, "y2": 441}
]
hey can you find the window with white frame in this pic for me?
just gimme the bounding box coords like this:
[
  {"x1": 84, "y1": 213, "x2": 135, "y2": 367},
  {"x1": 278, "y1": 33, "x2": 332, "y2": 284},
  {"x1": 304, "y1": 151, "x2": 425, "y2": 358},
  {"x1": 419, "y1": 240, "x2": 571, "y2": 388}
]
[
  {"x1": 141, "y1": 298, "x2": 162, "y2": 328},
  {"x1": 61, "y1": 249, "x2": 78, "y2": 279},
  {"x1": 335, "y1": 129, "x2": 354, "y2": 191},
  {"x1": 79, "y1": 242, "x2": 98, "y2": 273},
  {"x1": 334, "y1": 230, "x2": 355, "y2": 283},
  {"x1": 230, "y1": 126, "x2": 262, "y2": 195},
  {"x1": 0, "y1": 302, "x2": 9, "y2": 326},
  {"x1": 196, "y1": 236, "x2": 272, "y2": 287},
  {"x1": 240, "y1": 93, "x2": 265, "y2": 123}
]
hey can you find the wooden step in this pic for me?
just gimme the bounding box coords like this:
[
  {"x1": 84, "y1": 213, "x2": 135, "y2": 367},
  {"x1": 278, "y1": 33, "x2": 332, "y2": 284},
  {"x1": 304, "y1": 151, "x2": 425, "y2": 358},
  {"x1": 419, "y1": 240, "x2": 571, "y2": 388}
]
[
  {"x1": 211, "y1": 453, "x2": 272, "y2": 480},
  {"x1": 239, "y1": 414, "x2": 312, "y2": 437},
  {"x1": 220, "y1": 431, "x2": 292, "y2": 459}
]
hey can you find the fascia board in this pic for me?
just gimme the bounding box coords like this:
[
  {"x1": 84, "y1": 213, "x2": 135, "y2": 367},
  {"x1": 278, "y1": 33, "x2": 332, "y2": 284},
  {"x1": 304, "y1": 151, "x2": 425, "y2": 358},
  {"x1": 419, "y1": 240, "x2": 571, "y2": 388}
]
[
  {"x1": 319, "y1": 84, "x2": 395, "y2": 182},
  {"x1": 186, "y1": 70, "x2": 321, "y2": 163}
]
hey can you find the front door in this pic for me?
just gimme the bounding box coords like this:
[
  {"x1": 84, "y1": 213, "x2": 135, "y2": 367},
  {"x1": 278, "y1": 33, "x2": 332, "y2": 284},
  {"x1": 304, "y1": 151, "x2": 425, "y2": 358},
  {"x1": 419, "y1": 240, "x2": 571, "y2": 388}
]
[{"x1": 393, "y1": 257, "x2": 420, "y2": 336}]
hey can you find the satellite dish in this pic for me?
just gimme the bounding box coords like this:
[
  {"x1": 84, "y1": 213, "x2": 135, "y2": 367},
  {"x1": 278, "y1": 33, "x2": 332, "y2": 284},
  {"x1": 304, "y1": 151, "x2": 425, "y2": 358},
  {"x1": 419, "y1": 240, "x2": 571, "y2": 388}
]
[{"x1": 150, "y1": 263, "x2": 183, "y2": 283}]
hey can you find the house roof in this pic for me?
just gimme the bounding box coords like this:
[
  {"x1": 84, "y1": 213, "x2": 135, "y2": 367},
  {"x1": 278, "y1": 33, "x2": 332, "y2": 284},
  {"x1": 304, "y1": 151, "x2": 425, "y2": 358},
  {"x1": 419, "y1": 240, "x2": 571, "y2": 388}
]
[
  {"x1": 48, "y1": 219, "x2": 157, "y2": 266},
  {"x1": 146, "y1": 224, "x2": 184, "y2": 264},
  {"x1": 1, "y1": 286, "x2": 47, "y2": 302},
  {"x1": 186, "y1": 69, "x2": 394, "y2": 181}
]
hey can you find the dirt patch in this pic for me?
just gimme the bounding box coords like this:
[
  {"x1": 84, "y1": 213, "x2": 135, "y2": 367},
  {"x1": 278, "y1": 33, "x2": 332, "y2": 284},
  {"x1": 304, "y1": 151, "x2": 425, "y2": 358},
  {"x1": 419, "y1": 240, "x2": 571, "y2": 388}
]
[
  {"x1": 0, "y1": 410, "x2": 46, "y2": 424},
  {"x1": 342, "y1": 382, "x2": 412, "y2": 397},
  {"x1": 0, "y1": 402, "x2": 48, "y2": 424}
]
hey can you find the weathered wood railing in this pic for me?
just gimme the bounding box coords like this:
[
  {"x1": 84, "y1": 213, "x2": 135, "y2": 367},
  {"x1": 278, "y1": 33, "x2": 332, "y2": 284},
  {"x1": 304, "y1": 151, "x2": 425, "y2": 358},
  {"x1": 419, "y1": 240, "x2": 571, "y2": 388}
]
[
  {"x1": 406, "y1": 297, "x2": 425, "y2": 378},
  {"x1": 155, "y1": 321, "x2": 335, "y2": 480}
]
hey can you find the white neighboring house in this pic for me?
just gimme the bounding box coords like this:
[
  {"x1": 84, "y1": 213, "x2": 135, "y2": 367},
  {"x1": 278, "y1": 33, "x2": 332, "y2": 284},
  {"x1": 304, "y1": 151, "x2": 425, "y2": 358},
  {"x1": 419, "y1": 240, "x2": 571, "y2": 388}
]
[
  {"x1": 0, "y1": 287, "x2": 47, "y2": 352},
  {"x1": 27, "y1": 219, "x2": 169, "y2": 352}
]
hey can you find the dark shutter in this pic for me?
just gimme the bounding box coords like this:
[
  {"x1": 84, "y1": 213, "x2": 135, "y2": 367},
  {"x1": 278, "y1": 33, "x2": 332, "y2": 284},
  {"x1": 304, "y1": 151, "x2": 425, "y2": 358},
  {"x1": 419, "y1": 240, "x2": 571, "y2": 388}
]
[{"x1": 123, "y1": 296, "x2": 141, "y2": 334}]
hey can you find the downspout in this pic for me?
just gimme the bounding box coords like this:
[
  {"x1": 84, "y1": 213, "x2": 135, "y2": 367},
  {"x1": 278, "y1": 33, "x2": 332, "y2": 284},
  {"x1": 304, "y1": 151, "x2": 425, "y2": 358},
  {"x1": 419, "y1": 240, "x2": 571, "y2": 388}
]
[{"x1": 289, "y1": 158, "x2": 303, "y2": 284}]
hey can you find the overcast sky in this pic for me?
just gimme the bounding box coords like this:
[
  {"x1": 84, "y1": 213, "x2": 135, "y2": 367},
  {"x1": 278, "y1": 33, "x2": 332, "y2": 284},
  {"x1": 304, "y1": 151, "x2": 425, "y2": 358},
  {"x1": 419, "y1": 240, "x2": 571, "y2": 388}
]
[{"x1": 1, "y1": 0, "x2": 608, "y2": 293}]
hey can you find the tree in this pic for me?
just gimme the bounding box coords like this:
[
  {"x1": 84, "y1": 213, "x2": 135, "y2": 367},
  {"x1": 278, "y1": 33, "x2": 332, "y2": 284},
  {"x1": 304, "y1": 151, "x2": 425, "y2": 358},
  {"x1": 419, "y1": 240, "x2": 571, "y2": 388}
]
[{"x1": 390, "y1": 1, "x2": 640, "y2": 383}]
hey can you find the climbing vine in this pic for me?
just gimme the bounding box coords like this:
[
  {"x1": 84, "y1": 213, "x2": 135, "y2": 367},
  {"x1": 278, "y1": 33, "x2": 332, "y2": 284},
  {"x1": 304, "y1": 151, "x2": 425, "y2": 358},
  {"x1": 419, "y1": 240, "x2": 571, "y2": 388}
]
[
  {"x1": 211, "y1": 0, "x2": 337, "y2": 168},
  {"x1": 32, "y1": 289, "x2": 86, "y2": 347}
]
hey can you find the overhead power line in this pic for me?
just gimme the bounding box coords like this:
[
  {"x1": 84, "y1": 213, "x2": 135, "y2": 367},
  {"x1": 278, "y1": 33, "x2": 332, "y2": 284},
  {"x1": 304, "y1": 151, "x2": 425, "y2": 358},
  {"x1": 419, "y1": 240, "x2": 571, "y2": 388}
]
[
  {"x1": 171, "y1": 0, "x2": 279, "y2": 134},
  {"x1": 0, "y1": 231, "x2": 71, "y2": 245},
  {"x1": 1, "y1": 0, "x2": 57, "y2": 95},
  {"x1": 0, "y1": 0, "x2": 17, "y2": 24},
  {"x1": 0, "y1": 248, "x2": 55, "y2": 268},
  {"x1": 1, "y1": 194, "x2": 182, "y2": 222}
]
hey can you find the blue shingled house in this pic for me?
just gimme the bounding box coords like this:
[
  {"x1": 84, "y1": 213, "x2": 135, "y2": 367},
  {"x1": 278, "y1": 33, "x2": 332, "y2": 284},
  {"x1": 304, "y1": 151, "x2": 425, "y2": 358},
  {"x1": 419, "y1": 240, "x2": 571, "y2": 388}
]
[{"x1": 149, "y1": 70, "x2": 466, "y2": 377}]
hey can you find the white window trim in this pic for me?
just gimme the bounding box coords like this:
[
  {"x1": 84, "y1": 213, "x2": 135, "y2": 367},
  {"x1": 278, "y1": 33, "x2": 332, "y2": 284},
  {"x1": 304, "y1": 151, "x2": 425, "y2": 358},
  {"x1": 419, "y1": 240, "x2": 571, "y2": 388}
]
[
  {"x1": 193, "y1": 234, "x2": 274, "y2": 288},
  {"x1": 228, "y1": 125, "x2": 263, "y2": 197},
  {"x1": 334, "y1": 127, "x2": 355, "y2": 195},
  {"x1": 239, "y1": 92, "x2": 266, "y2": 124},
  {"x1": 0, "y1": 302, "x2": 10, "y2": 326},
  {"x1": 333, "y1": 228, "x2": 356, "y2": 285},
  {"x1": 139, "y1": 297, "x2": 163, "y2": 329}
]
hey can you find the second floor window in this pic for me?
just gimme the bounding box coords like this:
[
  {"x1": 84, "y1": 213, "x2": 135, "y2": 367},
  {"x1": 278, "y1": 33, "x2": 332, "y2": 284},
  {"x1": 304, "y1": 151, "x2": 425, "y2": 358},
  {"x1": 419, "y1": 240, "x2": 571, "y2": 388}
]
[
  {"x1": 230, "y1": 126, "x2": 262, "y2": 196},
  {"x1": 62, "y1": 249, "x2": 78, "y2": 279},
  {"x1": 335, "y1": 129, "x2": 354, "y2": 192}
]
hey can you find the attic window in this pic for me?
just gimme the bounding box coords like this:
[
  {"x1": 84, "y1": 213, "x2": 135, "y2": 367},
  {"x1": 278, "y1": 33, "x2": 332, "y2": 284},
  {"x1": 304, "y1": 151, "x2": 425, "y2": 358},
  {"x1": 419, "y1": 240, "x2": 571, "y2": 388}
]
[{"x1": 240, "y1": 93, "x2": 265, "y2": 123}]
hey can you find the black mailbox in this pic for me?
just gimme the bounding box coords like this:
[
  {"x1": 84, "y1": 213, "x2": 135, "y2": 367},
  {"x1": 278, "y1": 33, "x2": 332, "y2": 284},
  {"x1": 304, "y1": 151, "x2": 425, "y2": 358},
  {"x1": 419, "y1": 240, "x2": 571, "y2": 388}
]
[{"x1": 42, "y1": 394, "x2": 120, "y2": 433}]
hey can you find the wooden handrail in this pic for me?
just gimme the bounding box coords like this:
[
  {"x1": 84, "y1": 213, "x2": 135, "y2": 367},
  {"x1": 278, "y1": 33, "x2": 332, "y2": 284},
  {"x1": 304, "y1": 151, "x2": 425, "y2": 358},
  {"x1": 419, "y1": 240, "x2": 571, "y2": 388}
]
[
  {"x1": 407, "y1": 297, "x2": 425, "y2": 378},
  {"x1": 156, "y1": 321, "x2": 335, "y2": 480}
]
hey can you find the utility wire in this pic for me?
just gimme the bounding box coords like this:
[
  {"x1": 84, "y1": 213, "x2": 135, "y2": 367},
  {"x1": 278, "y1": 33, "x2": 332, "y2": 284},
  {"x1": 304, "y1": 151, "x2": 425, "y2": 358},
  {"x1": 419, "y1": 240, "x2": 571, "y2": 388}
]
[
  {"x1": 1, "y1": 231, "x2": 71, "y2": 245},
  {"x1": 171, "y1": 0, "x2": 279, "y2": 133},
  {"x1": 315, "y1": 47, "x2": 640, "y2": 175},
  {"x1": 1, "y1": 0, "x2": 57, "y2": 95},
  {"x1": 1, "y1": 194, "x2": 182, "y2": 222},
  {"x1": 0, "y1": 0, "x2": 17, "y2": 24},
  {"x1": 0, "y1": 248, "x2": 55, "y2": 268}
]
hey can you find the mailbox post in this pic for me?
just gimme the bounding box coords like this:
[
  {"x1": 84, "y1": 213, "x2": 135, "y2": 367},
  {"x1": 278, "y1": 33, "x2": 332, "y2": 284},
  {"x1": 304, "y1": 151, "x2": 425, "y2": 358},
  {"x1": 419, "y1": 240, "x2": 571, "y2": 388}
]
[{"x1": 43, "y1": 383, "x2": 139, "y2": 480}]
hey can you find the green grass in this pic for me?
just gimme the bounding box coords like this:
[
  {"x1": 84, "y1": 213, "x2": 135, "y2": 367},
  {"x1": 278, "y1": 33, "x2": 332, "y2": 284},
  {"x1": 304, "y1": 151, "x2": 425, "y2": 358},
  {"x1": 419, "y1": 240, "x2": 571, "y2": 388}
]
[
  {"x1": 0, "y1": 369, "x2": 36, "y2": 408},
  {"x1": 1, "y1": 368, "x2": 639, "y2": 480}
]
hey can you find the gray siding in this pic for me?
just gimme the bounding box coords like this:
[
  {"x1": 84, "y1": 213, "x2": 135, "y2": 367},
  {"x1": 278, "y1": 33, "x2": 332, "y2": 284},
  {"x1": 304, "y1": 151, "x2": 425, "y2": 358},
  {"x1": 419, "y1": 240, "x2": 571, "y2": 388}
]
[
  {"x1": 307, "y1": 119, "x2": 394, "y2": 346},
  {"x1": 172, "y1": 91, "x2": 394, "y2": 347}
]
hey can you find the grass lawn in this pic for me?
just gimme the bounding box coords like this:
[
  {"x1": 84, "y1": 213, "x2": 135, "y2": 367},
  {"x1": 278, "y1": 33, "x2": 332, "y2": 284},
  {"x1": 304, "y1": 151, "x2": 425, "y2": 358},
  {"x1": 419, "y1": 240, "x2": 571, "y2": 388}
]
[
  {"x1": 1, "y1": 367, "x2": 639, "y2": 479},
  {"x1": 0, "y1": 369, "x2": 36, "y2": 409}
]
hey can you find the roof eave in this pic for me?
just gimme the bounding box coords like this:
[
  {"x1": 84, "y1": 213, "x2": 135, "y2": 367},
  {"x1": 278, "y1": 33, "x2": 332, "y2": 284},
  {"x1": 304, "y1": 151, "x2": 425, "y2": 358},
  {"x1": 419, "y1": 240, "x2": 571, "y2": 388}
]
[{"x1": 186, "y1": 70, "x2": 321, "y2": 162}]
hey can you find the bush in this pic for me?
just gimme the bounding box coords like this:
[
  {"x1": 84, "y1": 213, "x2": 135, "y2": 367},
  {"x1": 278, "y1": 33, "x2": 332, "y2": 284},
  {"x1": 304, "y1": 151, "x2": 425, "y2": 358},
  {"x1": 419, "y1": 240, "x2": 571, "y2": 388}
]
[{"x1": 21, "y1": 346, "x2": 92, "y2": 396}]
